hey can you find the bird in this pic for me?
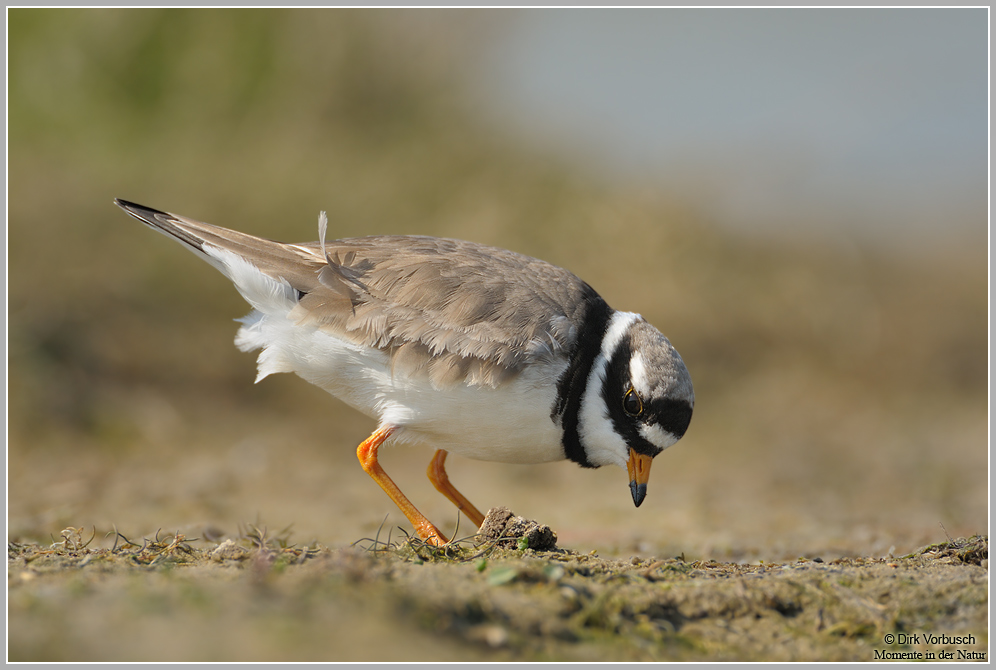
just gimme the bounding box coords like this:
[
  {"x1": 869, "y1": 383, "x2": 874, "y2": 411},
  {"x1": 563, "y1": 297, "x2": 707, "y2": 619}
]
[{"x1": 116, "y1": 198, "x2": 694, "y2": 546}]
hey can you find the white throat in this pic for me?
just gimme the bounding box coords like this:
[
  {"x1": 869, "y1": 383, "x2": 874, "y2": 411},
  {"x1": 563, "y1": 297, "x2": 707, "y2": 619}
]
[{"x1": 576, "y1": 311, "x2": 639, "y2": 468}]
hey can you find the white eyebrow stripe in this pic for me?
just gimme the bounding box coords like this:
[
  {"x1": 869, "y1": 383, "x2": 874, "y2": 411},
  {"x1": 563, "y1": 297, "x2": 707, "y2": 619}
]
[{"x1": 629, "y1": 352, "x2": 648, "y2": 394}]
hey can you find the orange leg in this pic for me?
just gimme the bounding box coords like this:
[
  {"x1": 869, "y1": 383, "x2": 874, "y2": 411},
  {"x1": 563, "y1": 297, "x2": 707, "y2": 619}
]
[
  {"x1": 427, "y1": 449, "x2": 486, "y2": 529},
  {"x1": 356, "y1": 426, "x2": 449, "y2": 546}
]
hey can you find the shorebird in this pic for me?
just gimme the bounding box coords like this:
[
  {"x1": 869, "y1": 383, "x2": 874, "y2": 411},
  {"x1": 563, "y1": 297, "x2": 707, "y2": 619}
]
[{"x1": 117, "y1": 199, "x2": 694, "y2": 545}]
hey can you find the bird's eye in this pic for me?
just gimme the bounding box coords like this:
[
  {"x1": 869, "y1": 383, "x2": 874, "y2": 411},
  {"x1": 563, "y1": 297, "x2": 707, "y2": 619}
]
[{"x1": 623, "y1": 388, "x2": 643, "y2": 417}]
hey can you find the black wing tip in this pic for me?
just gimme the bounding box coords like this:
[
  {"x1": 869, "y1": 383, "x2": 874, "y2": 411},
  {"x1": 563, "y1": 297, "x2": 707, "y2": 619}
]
[
  {"x1": 114, "y1": 198, "x2": 168, "y2": 219},
  {"x1": 114, "y1": 198, "x2": 206, "y2": 251}
]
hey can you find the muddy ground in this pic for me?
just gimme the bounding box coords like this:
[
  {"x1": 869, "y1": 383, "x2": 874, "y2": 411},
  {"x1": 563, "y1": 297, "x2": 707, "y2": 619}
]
[{"x1": 7, "y1": 519, "x2": 988, "y2": 662}]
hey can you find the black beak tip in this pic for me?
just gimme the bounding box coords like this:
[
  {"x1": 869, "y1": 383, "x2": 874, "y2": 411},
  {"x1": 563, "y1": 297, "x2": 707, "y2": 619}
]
[{"x1": 630, "y1": 481, "x2": 647, "y2": 508}]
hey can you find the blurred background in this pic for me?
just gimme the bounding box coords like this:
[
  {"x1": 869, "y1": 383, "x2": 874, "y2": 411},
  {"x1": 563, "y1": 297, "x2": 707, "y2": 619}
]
[{"x1": 8, "y1": 9, "x2": 988, "y2": 562}]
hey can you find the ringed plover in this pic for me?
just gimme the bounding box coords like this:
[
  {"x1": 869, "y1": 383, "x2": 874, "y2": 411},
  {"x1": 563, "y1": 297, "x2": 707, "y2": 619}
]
[{"x1": 116, "y1": 199, "x2": 694, "y2": 546}]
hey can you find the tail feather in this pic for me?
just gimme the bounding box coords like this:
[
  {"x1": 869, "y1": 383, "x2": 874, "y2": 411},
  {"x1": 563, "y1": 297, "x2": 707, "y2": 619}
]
[
  {"x1": 117, "y1": 198, "x2": 320, "y2": 383},
  {"x1": 115, "y1": 198, "x2": 322, "y2": 291}
]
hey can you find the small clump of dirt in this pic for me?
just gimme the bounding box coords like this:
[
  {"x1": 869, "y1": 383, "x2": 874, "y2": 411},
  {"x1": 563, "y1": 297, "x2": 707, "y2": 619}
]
[
  {"x1": 911, "y1": 534, "x2": 988, "y2": 566},
  {"x1": 478, "y1": 506, "x2": 558, "y2": 551}
]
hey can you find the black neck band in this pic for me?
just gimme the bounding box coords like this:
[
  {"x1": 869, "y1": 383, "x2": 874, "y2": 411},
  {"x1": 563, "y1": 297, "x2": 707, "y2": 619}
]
[{"x1": 552, "y1": 290, "x2": 613, "y2": 469}]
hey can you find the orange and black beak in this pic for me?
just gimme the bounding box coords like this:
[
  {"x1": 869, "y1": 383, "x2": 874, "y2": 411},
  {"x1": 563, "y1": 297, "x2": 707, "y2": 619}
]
[{"x1": 627, "y1": 449, "x2": 653, "y2": 507}]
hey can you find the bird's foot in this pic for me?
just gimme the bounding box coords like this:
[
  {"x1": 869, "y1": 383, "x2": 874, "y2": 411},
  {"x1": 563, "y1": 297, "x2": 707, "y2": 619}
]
[{"x1": 416, "y1": 521, "x2": 450, "y2": 547}]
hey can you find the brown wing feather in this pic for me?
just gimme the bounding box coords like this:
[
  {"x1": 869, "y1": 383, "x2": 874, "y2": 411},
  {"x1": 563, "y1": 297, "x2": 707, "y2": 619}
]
[
  {"x1": 285, "y1": 236, "x2": 593, "y2": 387},
  {"x1": 117, "y1": 200, "x2": 593, "y2": 389}
]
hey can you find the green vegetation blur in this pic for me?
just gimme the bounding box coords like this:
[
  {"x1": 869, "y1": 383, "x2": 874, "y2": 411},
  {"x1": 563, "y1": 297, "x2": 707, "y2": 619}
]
[{"x1": 8, "y1": 9, "x2": 987, "y2": 549}]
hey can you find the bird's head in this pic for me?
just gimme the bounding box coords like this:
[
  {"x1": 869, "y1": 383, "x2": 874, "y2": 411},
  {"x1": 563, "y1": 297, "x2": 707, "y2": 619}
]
[{"x1": 578, "y1": 313, "x2": 694, "y2": 507}]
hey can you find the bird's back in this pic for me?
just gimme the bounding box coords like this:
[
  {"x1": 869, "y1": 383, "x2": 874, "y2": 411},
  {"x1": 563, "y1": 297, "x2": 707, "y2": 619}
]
[{"x1": 118, "y1": 199, "x2": 601, "y2": 389}]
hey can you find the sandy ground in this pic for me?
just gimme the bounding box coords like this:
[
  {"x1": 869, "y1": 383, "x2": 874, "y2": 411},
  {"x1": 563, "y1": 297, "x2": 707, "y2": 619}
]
[{"x1": 7, "y1": 518, "x2": 987, "y2": 662}]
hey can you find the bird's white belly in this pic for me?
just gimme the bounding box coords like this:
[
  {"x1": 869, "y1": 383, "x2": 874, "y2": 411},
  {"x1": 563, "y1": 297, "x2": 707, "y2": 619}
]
[
  {"x1": 236, "y1": 307, "x2": 568, "y2": 464},
  {"x1": 379, "y1": 368, "x2": 568, "y2": 464}
]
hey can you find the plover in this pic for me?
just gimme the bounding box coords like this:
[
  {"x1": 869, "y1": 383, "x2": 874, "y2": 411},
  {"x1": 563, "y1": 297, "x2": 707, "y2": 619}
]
[{"x1": 117, "y1": 199, "x2": 694, "y2": 545}]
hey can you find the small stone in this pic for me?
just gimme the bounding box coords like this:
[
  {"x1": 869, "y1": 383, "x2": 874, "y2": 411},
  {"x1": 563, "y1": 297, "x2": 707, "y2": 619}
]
[
  {"x1": 479, "y1": 506, "x2": 558, "y2": 551},
  {"x1": 466, "y1": 624, "x2": 509, "y2": 648},
  {"x1": 210, "y1": 539, "x2": 248, "y2": 562}
]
